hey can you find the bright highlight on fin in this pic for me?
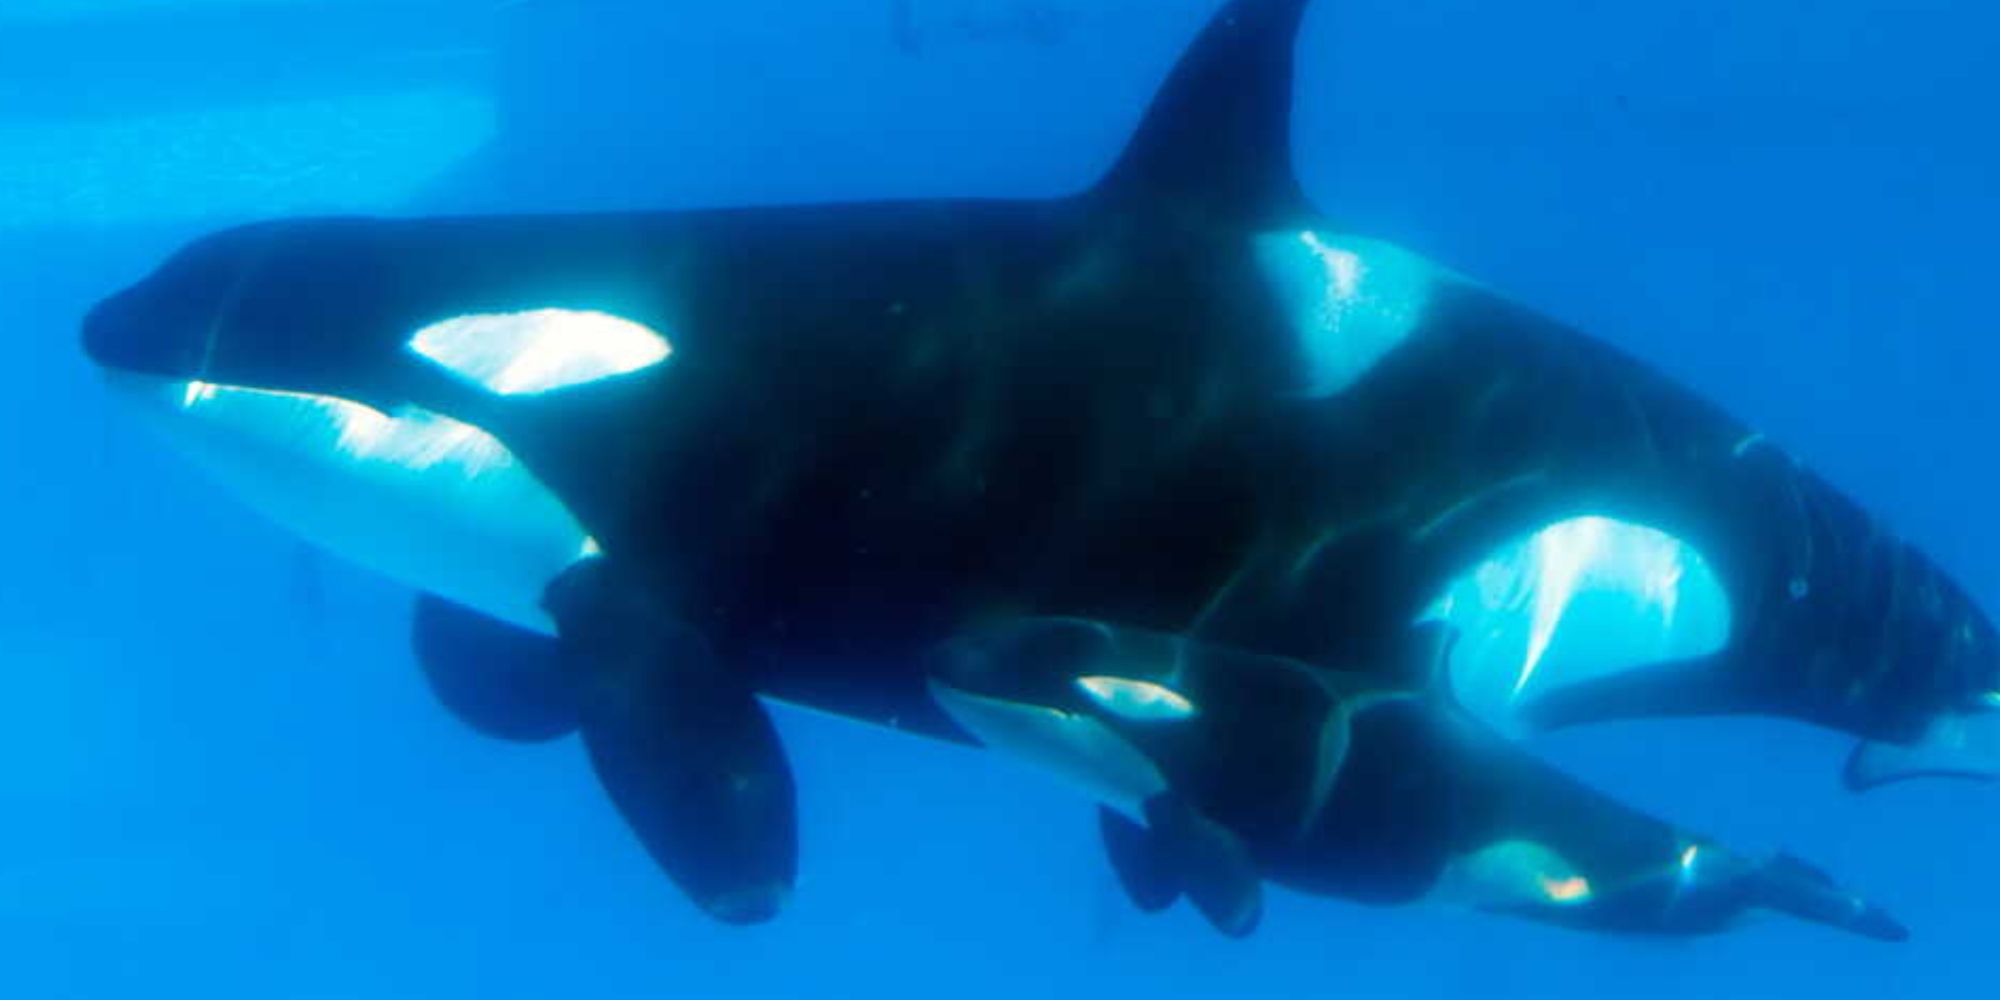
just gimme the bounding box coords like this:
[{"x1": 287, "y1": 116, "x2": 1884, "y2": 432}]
[{"x1": 409, "y1": 308, "x2": 672, "y2": 396}]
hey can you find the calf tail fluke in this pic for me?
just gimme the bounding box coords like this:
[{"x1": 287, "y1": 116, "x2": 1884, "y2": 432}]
[{"x1": 1751, "y1": 852, "x2": 1909, "y2": 943}]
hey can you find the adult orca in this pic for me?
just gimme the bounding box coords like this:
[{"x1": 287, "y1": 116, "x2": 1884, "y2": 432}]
[
  {"x1": 927, "y1": 616, "x2": 1907, "y2": 941},
  {"x1": 82, "y1": 0, "x2": 1997, "y2": 923}
]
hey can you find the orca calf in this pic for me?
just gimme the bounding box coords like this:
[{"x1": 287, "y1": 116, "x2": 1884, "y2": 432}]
[
  {"x1": 928, "y1": 617, "x2": 1907, "y2": 941},
  {"x1": 82, "y1": 0, "x2": 1995, "y2": 924}
]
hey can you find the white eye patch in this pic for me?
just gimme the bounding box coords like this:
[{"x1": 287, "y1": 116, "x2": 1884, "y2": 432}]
[
  {"x1": 1075, "y1": 675, "x2": 1198, "y2": 722},
  {"x1": 409, "y1": 308, "x2": 671, "y2": 396}
]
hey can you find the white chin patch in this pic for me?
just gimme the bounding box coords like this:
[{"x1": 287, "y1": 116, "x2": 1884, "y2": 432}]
[
  {"x1": 1421, "y1": 515, "x2": 1733, "y2": 735},
  {"x1": 408, "y1": 308, "x2": 671, "y2": 396},
  {"x1": 110, "y1": 373, "x2": 595, "y2": 635},
  {"x1": 929, "y1": 681, "x2": 1167, "y2": 820},
  {"x1": 1252, "y1": 231, "x2": 1437, "y2": 398}
]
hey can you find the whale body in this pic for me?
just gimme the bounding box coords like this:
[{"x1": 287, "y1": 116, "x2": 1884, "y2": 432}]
[{"x1": 81, "y1": 0, "x2": 1996, "y2": 925}]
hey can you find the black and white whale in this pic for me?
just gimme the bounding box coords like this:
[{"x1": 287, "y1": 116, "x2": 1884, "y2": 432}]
[
  {"x1": 927, "y1": 616, "x2": 1907, "y2": 941},
  {"x1": 81, "y1": 0, "x2": 1996, "y2": 924}
]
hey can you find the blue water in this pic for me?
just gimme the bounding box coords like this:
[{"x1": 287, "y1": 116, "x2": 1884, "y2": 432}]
[{"x1": 4, "y1": 0, "x2": 1997, "y2": 996}]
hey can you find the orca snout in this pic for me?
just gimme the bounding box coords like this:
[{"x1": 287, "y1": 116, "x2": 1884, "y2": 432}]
[
  {"x1": 82, "y1": 221, "x2": 281, "y2": 378},
  {"x1": 81, "y1": 285, "x2": 144, "y2": 371},
  {"x1": 81, "y1": 278, "x2": 209, "y2": 379}
]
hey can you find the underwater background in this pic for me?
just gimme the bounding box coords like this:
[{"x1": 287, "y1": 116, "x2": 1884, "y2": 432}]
[{"x1": 3, "y1": 0, "x2": 1996, "y2": 996}]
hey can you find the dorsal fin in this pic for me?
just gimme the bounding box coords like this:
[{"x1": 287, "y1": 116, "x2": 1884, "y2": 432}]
[{"x1": 1091, "y1": 0, "x2": 1314, "y2": 225}]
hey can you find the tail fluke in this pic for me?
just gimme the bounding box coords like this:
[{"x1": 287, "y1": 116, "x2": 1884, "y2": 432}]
[
  {"x1": 1845, "y1": 708, "x2": 2000, "y2": 792},
  {"x1": 1749, "y1": 852, "x2": 1909, "y2": 943}
]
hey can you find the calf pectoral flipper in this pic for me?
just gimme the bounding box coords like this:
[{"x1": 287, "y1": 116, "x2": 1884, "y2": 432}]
[
  {"x1": 546, "y1": 559, "x2": 797, "y2": 925},
  {"x1": 927, "y1": 616, "x2": 1263, "y2": 936},
  {"x1": 1099, "y1": 797, "x2": 1266, "y2": 936},
  {"x1": 1140, "y1": 793, "x2": 1264, "y2": 939},
  {"x1": 1100, "y1": 805, "x2": 1181, "y2": 912},
  {"x1": 411, "y1": 594, "x2": 578, "y2": 742}
]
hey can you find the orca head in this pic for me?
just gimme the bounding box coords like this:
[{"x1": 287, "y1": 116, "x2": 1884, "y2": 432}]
[
  {"x1": 83, "y1": 219, "x2": 675, "y2": 635},
  {"x1": 926, "y1": 619, "x2": 1204, "y2": 817}
]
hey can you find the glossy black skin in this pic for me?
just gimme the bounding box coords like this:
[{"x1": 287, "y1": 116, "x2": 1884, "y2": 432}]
[
  {"x1": 80, "y1": 0, "x2": 1996, "y2": 754},
  {"x1": 81, "y1": 199, "x2": 1999, "y2": 751},
  {"x1": 83, "y1": 199, "x2": 1306, "y2": 741}
]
